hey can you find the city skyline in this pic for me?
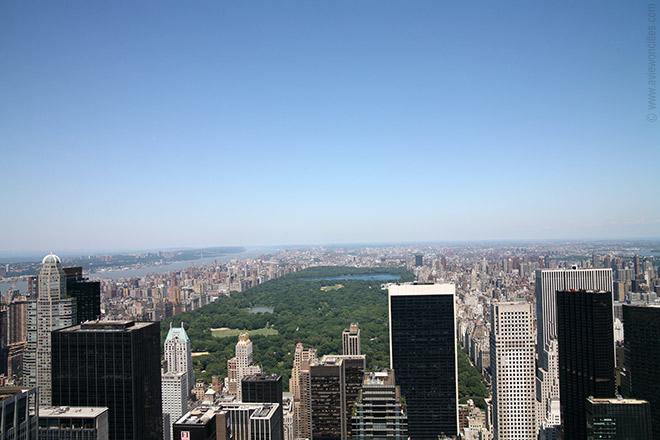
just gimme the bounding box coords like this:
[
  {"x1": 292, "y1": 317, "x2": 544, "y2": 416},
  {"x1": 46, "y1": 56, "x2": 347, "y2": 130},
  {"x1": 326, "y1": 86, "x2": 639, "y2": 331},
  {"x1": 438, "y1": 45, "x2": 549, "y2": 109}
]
[{"x1": 2, "y1": 2, "x2": 659, "y2": 252}]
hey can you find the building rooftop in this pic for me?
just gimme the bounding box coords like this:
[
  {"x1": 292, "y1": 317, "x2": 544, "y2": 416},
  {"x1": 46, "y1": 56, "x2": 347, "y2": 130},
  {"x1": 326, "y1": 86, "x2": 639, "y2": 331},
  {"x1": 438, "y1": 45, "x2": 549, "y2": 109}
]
[
  {"x1": 587, "y1": 397, "x2": 650, "y2": 405},
  {"x1": 56, "y1": 321, "x2": 156, "y2": 332},
  {"x1": 42, "y1": 253, "x2": 61, "y2": 265},
  {"x1": 40, "y1": 406, "x2": 109, "y2": 418},
  {"x1": 175, "y1": 407, "x2": 217, "y2": 426},
  {"x1": 166, "y1": 322, "x2": 190, "y2": 342},
  {"x1": 388, "y1": 282, "x2": 455, "y2": 296},
  {"x1": 243, "y1": 373, "x2": 280, "y2": 382},
  {"x1": 0, "y1": 387, "x2": 35, "y2": 402}
]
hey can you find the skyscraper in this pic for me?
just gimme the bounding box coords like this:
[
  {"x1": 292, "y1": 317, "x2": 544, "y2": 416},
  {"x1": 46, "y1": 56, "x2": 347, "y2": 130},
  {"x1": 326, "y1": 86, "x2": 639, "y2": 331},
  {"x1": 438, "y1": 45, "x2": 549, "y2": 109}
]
[
  {"x1": 164, "y1": 323, "x2": 194, "y2": 392},
  {"x1": 490, "y1": 301, "x2": 536, "y2": 440},
  {"x1": 388, "y1": 283, "x2": 458, "y2": 439},
  {"x1": 622, "y1": 304, "x2": 660, "y2": 440},
  {"x1": 52, "y1": 321, "x2": 163, "y2": 440},
  {"x1": 162, "y1": 370, "x2": 187, "y2": 440},
  {"x1": 25, "y1": 254, "x2": 76, "y2": 406},
  {"x1": 342, "y1": 323, "x2": 360, "y2": 356},
  {"x1": 309, "y1": 355, "x2": 366, "y2": 440},
  {"x1": 535, "y1": 267, "x2": 613, "y2": 430},
  {"x1": 242, "y1": 373, "x2": 283, "y2": 440},
  {"x1": 290, "y1": 343, "x2": 316, "y2": 440},
  {"x1": 226, "y1": 333, "x2": 262, "y2": 400},
  {"x1": 556, "y1": 289, "x2": 615, "y2": 440},
  {"x1": 63, "y1": 266, "x2": 101, "y2": 323},
  {"x1": 351, "y1": 370, "x2": 408, "y2": 440}
]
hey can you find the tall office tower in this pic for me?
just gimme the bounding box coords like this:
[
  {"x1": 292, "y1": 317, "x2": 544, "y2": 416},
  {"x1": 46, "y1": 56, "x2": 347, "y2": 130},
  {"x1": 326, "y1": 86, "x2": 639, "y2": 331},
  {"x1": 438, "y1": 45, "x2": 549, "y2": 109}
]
[
  {"x1": 164, "y1": 323, "x2": 194, "y2": 392},
  {"x1": 290, "y1": 343, "x2": 316, "y2": 440},
  {"x1": 535, "y1": 267, "x2": 613, "y2": 429},
  {"x1": 9, "y1": 296, "x2": 28, "y2": 344},
  {"x1": 310, "y1": 358, "x2": 343, "y2": 440},
  {"x1": 309, "y1": 355, "x2": 366, "y2": 440},
  {"x1": 490, "y1": 301, "x2": 537, "y2": 440},
  {"x1": 63, "y1": 266, "x2": 101, "y2": 323},
  {"x1": 162, "y1": 370, "x2": 187, "y2": 440},
  {"x1": 586, "y1": 397, "x2": 652, "y2": 440},
  {"x1": 414, "y1": 254, "x2": 423, "y2": 267},
  {"x1": 0, "y1": 306, "x2": 8, "y2": 376},
  {"x1": 556, "y1": 290, "x2": 615, "y2": 440},
  {"x1": 342, "y1": 323, "x2": 361, "y2": 356},
  {"x1": 622, "y1": 304, "x2": 660, "y2": 440},
  {"x1": 226, "y1": 333, "x2": 262, "y2": 400},
  {"x1": 25, "y1": 254, "x2": 76, "y2": 406},
  {"x1": 351, "y1": 370, "x2": 408, "y2": 440},
  {"x1": 242, "y1": 373, "x2": 283, "y2": 440},
  {"x1": 51, "y1": 321, "x2": 163, "y2": 440},
  {"x1": 0, "y1": 387, "x2": 39, "y2": 439},
  {"x1": 38, "y1": 406, "x2": 109, "y2": 440},
  {"x1": 388, "y1": 283, "x2": 458, "y2": 439}
]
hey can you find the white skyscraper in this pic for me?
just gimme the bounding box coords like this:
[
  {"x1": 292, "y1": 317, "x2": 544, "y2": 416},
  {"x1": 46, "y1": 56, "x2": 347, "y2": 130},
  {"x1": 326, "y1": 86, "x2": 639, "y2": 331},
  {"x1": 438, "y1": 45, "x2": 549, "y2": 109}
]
[
  {"x1": 491, "y1": 301, "x2": 537, "y2": 440},
  {"x1": 164, "y1": 323, "x2": 194, "y2": 392},
  {"x1": 162, "y1": 370, "x2": 187, "y2": 440},
  {"x1": 535, "y1": 267, "x2": 613, "y2": 435},
  {"x1": 25, "y1": 254, "x2": 76, "y2": 406}
]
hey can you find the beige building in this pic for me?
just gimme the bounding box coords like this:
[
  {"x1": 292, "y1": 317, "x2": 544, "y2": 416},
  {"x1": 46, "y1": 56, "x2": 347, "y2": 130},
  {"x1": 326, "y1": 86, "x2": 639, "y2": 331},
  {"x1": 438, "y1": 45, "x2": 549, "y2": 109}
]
[{"x1": 491, "y1": 301, "x2": 536, "y2": 440}]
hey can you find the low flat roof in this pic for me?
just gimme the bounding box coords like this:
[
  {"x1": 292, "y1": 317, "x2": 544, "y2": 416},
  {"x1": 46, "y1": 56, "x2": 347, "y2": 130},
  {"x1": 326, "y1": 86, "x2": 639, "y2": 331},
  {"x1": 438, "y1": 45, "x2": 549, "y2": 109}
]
[
  {"x1": 388, "y1": 283, "x2": 455, "y2": 296},
  {"x1": 40, "y1": 407, "x2": 109, "y2": 418}
]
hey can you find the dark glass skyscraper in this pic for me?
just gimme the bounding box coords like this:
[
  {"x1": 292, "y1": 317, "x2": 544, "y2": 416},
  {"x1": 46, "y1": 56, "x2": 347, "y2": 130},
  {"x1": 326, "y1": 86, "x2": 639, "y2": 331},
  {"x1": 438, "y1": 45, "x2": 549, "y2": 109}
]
[
  {"x1": 622, "y1": 304, "x2": 660, "y2": 440},
  {"x1": 51, "y1": 321, "x2": 162, "y2": 440},
  {"x1": 242, "y1": 373, "x2": 283, "y2": 440},
  {"x1": 556, "y1": 289, "x2": 615, "y2": 440},
  {"x1": 388, "y1": 283, "x2": 458, "y2": 439},
  {"x1": 63, "y1": 266, "x2": 101, "y2": 323}
]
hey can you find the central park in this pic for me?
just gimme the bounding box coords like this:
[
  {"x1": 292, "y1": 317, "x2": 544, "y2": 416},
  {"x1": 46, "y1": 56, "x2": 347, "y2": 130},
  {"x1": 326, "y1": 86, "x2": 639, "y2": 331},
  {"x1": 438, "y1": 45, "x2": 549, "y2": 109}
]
[{"x1": 161, "y1": 266, "x2": 488, "y2": 408}]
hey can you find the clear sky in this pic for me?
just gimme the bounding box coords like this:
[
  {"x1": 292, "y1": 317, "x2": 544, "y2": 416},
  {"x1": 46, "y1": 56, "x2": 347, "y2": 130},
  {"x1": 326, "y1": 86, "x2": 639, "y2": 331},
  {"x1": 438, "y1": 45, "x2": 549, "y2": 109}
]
[{"x1": 1, "y1": 1, "x2": 658, "y2": 252}]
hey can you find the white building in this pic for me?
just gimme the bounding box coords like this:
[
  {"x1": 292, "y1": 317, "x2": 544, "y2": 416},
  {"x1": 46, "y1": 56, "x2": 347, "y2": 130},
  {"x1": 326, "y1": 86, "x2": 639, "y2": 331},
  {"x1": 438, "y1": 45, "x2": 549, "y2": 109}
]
[
  {"x1": 491, "y1": 301, "x2": 536, "y2": 440},
  {"x1": 162, "y1": 370, "x2": 187, "y2": 440},
  {"x1": 164, "y1": 323, "x2": 194, "y2": 392},
  {"x1": 25, "y1": 254, "x2": 76, "y2": 406}
]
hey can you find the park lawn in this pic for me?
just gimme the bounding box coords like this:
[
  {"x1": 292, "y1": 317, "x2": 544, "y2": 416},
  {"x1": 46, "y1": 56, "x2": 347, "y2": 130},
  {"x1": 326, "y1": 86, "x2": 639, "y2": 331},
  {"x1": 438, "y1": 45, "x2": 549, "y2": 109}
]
[
  {"x1": 321, "y1": 284, "x2": 344, "y2": 291},
  {"x1": 211, "y1": 327, "x2": 279, "y2": 339}
]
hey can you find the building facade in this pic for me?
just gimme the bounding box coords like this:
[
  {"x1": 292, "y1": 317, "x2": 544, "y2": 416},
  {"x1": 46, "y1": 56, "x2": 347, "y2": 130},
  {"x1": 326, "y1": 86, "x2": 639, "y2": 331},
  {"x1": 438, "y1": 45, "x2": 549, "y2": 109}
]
[
  {"x1": 51, "y1": 321, "x2": 162, "y2": 440},
  {"x1": 289, "y1": 343, "x2": 316, "y2": 440},
  {"x1": 535, "y1": 267, "x2": 613, "y2": 430},
  {"x1": 342, "y1": 323, "x2": 360, "y2": 356},
  {"x1": 226, "y1": 333, "x2": 262, "y2": 400},
  {"x1": 388, "y1": 283, "x2": 458, "y2": 439},
  {"x1": 586, "y1": 397, "x2": 652, "y2": 440},
  {"x1": 351, "y1": 370, "x2": 408, "y2": 440},
  {"x1": 25, "y1": 254, "x2": 76, "y2": 406},
  {"x1": 556, "y1": 290, "x2": 615, "y2": 440},
  {"x1": 164, "y1": 323, "x2": 194, "y2": 392},
  {"x1": 0, "y1": 387, "x2": 38, "y2": 439},
  {"x1": 622, "y1": 304, "x2": 660, "y2": 440},
  {"x1": 490, "y1": 301, "x2": 536, "y2": 440},
  {"x1": 38, "y1": 406, "x2": 109, "y2": 440},
  {"x1": 162, "y1": 371, "x2": 187, "y2": 440}
]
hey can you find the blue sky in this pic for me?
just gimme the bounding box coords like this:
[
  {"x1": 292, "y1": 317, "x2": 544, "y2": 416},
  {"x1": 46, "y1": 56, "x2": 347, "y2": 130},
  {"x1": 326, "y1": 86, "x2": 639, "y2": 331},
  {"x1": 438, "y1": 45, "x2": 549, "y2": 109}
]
[{"x1": 1, "y1": 1, "x2": 658, "y2": 252}]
